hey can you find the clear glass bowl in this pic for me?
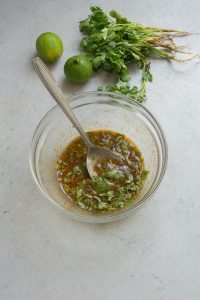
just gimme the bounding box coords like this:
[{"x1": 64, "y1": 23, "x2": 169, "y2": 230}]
[{"x1": 29, "y1": 92, "x2": 167, "y2": 223}]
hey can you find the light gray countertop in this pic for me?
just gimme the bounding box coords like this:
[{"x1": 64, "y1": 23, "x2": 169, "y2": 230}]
[{"x1": 0, "y1": 0, "x2": 200, "y2": 299}]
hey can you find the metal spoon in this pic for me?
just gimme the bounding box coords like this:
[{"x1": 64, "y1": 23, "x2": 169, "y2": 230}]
[{"x1": 32, "y1": 57, "x2": 122, "y2": 179}]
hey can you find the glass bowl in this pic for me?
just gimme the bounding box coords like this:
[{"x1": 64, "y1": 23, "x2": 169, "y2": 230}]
[{"x1": 29, "y1": 91, "x2": 167, "y2": 223}]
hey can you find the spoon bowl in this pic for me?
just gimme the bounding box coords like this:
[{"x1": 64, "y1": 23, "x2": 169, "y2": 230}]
[{"x1": 87, "y1": 145, "x2": 122, "y2": 178}]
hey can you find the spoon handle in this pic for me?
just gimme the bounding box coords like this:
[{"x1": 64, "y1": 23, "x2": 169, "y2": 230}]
[{"x1": 32, "y1": 57, "x2": 93, "y2": 147}]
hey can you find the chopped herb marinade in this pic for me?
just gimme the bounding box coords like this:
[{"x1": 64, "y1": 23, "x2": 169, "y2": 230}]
[{"x1": 56, "y1": 130, "x2": 148, "y2": 212}]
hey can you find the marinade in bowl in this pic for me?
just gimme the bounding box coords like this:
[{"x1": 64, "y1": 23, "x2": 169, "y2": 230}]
[
  {"x1": 56, "y1": 130, "x2": 149, "y2": 212},
  {"x1": 29, "y1": 91, "x2": 167, "y2": 223}
]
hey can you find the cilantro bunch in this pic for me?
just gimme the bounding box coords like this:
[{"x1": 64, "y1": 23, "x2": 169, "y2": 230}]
[{"x1": 79, "y1": 6, "x2": 190, "y2": 102}]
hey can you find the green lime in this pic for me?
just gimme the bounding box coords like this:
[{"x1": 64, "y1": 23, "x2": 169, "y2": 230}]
[
  {"x1": 64, "y1": 54, "x2": 93, "y2": 84},
  {"x1": 36, "y1": 32, "x2": 63, "y2": 62}
]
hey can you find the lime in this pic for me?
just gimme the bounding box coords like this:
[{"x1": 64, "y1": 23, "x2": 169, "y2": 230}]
[
  {"x1": 64, "y1": 54, "x2": 93, "y2": 84},
  {"x1": 36, "y1": 32, "x2": 63, "y2": 62}
]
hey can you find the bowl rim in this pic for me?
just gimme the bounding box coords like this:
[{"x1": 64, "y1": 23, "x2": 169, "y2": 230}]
[{"x1": 29, "y1": 91, "x2": 168, "y2": 223}]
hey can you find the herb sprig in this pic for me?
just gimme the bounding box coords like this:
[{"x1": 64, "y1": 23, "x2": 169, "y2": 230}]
[{"x1": 79, "y1": 6, "x2": 193, "y2": 102}]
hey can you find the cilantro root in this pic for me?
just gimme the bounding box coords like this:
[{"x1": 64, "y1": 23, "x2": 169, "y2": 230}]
[{"x1": 79, "y1": 6, "x2": 195, "y2": 102}]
